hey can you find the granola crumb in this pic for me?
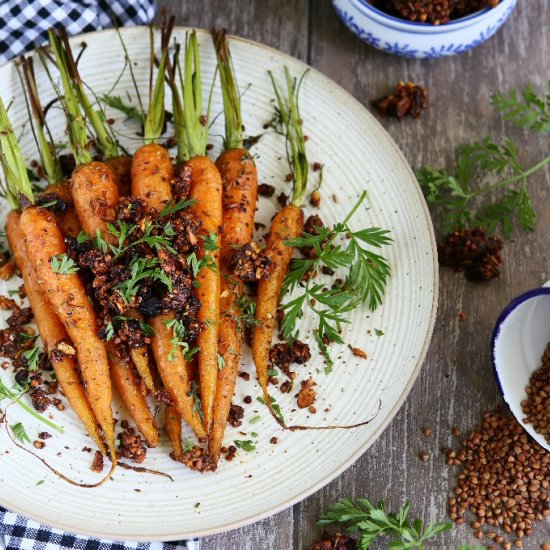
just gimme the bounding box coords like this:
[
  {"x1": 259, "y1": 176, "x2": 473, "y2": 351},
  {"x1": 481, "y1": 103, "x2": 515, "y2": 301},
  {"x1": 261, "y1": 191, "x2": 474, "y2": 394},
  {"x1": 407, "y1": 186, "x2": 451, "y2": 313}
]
[{"x1": 348, "y1": 344, "x2": 368, "y2": 359}]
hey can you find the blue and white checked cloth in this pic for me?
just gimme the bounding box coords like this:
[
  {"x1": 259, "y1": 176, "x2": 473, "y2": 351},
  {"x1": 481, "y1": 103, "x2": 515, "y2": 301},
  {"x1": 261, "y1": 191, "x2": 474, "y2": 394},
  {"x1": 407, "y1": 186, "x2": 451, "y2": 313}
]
[
  {"x1": 0, "y1": 1, "x2": 197, "y2": 548},
  {"x1": 0, "y1": 0, "x2": 156, "y2": 65}
]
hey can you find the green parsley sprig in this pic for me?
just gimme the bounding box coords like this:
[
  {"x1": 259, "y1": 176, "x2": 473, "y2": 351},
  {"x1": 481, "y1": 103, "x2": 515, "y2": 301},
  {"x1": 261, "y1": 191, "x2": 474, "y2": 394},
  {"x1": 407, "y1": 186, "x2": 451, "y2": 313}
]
[
  {"x1": 281, "y1": 192, "x2": 391, "y2": 353},
  {"x1": 417, "y1": 81, "x2": 550, "y2": 238},
  {"x1": 318, "y1": 498, "x2": 453, "y2": 550},
  {"x1": 51, "y1": 254, "x2": 79, "y2": 275}
]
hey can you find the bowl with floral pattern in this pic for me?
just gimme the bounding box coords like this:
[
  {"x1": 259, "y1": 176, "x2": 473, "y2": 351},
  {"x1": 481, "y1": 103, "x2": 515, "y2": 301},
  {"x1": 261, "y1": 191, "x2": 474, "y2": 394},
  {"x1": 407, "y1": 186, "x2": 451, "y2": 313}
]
[{"x1": 332, "y1": 0, "x2": 517, "y2": 59}]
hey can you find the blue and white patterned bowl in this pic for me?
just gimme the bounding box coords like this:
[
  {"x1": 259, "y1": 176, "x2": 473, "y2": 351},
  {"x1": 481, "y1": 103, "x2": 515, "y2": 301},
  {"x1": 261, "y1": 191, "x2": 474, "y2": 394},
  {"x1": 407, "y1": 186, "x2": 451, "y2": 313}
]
[{"x1": 332, "y1": 0, "x2": 517, "y2": 59}]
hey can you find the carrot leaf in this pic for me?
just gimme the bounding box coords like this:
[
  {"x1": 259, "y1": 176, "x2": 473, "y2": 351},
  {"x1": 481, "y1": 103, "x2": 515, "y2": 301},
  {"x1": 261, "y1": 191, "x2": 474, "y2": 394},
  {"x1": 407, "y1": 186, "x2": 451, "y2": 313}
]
[{"x1": 281, "y1": 192, "x2": 392, "y2": 360}]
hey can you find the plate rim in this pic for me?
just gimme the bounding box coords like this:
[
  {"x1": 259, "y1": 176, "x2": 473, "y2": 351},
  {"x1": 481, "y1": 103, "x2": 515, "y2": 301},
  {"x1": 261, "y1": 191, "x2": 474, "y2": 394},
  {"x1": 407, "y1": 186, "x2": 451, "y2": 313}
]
[{"x1": 0, "y1": 25, "x2": 439, "y2": 541}]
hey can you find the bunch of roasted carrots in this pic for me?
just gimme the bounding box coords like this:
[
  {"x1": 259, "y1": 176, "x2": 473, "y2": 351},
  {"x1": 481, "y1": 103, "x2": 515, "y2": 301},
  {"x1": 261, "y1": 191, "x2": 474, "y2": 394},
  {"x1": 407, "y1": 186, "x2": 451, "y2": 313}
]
[{"x1": 0, "y1": 25, "x2": 318, "y2": 477}]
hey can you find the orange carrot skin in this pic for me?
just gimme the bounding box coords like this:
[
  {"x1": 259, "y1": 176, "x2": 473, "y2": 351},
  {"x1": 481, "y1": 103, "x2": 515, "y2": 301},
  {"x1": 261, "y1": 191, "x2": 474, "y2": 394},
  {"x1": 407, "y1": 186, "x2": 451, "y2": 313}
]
[
  {"x1": 210, "y1": 149, "x2": 257, "y2": 461},
  {"x1": 105, "y1": 155, "x2": 132, "y2": 196},
  {"x1": 131, "y1": 144, "x2": 173, "y2": 213},
  {"x1": 42, "y1": 182, "x2": 81, "y2": 237},
  {"x1": 149, "y1": 314, "x2": 206, "y2": 440},
  {"x1": 253, "y1": 205, "x2": 304, "y2": 391},
  {"x1": 70, "y1": 162, "x2": 119, "y2": 240},
  {"x1": 187, "y1": 156, "x2": 223, "y2": 433},
  {"x1": 108, "y1": 342, "x2": 159, "y2": 447},
  {"x1": 6, "y1": 211, "x2": 105, "y2": 453},
  {"x1": 165, "y1": 404, "x2": 183, "y2": 460},
  {"x1": 19, "y1": 206, "x2": 115, "y2": 455}
]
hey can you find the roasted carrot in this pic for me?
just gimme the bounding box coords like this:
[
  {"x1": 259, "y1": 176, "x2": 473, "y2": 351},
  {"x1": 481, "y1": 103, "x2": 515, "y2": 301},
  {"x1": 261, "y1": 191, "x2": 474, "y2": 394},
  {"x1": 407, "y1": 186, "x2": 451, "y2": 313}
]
[
  {"x1": 40, "y1": 182, "x2": 81, "y2": 237},
  {"x1": 253, "y1": 68, "x2": 309, "y2": 425},
  {"x1": 54, "y1": 28, "x2": 133, "y2": 197},
  {"x1": 19, "y1": 206, "x2": 116, "y2": 457},
  {"x1": 129, "y1": 23, "x2": 205, "y2": 439},
  {"x1": 165, "y1": 404, "x2": 183, "y2": 460},
  {"x1": 107, "y1": 342, "x2": 159, "y2": 447},
  {"x1": 150, "y1": 314, "x2": 206, "y2": 439},
  {"x1": 6, "y1": 210, "x2": 105, "y2": 453},
  {"x1": 169, "y1": 31, "x2": 223, "y2": 433},
  {"x1": 105, "y1": 155, "x2": 133, "y2": 196},
  {"x1": 131, "y1": 143, "x2": 173, "y2": 213},
  {"x1": 70, "y1": 161, "x2": 120, "y2": 240},
  {"x1": 48, "y1": 29, "x2": 158, "y2": 415},
  {"x1": 209, "y1": 30, "x2": 259, "y2": 463}
]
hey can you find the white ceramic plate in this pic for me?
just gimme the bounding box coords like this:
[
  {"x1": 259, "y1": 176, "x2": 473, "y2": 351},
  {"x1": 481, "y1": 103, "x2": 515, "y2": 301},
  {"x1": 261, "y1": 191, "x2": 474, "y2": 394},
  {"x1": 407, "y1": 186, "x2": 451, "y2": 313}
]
[{"x1": 0, "y1": 27, "x2": 437, "y2": 540}]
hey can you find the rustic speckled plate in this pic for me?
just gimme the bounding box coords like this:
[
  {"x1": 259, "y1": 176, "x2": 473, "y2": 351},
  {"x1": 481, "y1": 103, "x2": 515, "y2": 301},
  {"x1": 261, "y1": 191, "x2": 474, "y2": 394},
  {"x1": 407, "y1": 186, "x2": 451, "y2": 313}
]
[{"x1": 0, "y1": 27, "x2": 437, "y2": 540}]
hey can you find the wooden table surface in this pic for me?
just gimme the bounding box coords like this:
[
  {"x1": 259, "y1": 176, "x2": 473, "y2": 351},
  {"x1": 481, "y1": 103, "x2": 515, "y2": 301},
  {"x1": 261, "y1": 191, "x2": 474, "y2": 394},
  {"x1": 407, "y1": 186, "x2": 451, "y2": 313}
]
[{"x1": 158, "y1": 1, "x2": 549, "y2": 548}]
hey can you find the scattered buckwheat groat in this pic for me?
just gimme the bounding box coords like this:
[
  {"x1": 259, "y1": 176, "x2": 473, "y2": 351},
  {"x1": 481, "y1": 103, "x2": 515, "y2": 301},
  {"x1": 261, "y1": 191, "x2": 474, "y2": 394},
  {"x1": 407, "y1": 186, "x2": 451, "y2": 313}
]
[
  {"x1": 446, "y1": 410, "x2": 550, "y2": 548},
  {"x1": 522, "y1": 343, "x2": 550, "y2": 444}
]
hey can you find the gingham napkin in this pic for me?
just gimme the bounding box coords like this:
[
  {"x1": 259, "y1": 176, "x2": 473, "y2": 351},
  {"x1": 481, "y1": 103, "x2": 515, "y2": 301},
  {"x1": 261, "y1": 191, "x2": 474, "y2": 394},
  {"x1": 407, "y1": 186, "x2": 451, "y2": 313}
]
[
  {"x1": 0, "y1": 1, "x2": 197, "y2": 548},
  {"x1": 0, "y1": 509, "x2": 199, "y2": 550},
  {"x1": 0, "y1": 0, "x2": 156, "y2": 64}
]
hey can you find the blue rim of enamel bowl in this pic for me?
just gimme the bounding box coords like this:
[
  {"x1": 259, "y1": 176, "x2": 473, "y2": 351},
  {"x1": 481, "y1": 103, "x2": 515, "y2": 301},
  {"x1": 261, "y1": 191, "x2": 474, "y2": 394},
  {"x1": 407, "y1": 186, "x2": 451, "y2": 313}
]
[
  {"x1": 491, "y1": 287, "x2": 550, "y2": 440},
  {"x1": 351, "y1": 0, "x2": 498, "y2": 33}
]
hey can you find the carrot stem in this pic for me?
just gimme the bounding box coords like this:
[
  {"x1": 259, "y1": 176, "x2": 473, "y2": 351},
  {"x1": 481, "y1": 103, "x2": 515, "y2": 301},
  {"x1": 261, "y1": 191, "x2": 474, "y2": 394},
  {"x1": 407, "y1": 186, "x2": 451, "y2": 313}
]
[
  {"x1": 212, "y1": 29, "x2": 243, "y2": 150},
  {"x1": 268, "y1": 67, "x2": 309, "y2": 207},
  {"x1": 0, "y1": 97, "x2": 34, "y2": 208}
]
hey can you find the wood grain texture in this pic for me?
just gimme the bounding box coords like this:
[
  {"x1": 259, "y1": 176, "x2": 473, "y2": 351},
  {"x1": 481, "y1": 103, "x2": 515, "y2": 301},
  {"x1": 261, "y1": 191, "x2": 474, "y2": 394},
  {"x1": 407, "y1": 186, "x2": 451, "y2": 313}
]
[{"x1": 158, "y1": 1, "x2": 550, "y2": 548}]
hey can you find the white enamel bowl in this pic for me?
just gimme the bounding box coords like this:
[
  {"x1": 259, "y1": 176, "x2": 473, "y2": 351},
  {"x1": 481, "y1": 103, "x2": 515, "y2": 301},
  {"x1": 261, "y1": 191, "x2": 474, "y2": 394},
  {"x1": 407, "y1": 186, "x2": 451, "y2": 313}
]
[
  {"x1": 492, "y1": 281, "x2": 550, "y2": 452},
  {"x1": 332, "y1": 0, "x2": 518, "y2": 59},
  {"x1": 0, "y1": 27, "x2": 438, "y2": 539}
]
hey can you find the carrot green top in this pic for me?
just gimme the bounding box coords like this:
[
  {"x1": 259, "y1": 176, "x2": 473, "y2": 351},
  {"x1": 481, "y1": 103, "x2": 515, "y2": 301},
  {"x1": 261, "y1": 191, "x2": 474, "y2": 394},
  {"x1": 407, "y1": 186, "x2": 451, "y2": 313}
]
[
  {"x1": 213, "y1": 29, "x2": 243, "y2": 151},
  {"x1": 269, "y1": 67, "x2": 309, "y2": 208},
  {"x1": 0, "y1": 97, "x2": 34, "y2": 209}
]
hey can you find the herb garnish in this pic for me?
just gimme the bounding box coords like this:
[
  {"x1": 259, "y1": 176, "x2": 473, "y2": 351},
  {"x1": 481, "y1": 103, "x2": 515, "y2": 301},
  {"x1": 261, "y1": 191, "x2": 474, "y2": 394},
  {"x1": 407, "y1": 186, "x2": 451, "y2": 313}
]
[
  {"x1": 182, "y1": 438, "x2": 195, "y2": 453},
  {"x1": 0, "y1": 379, "x2": 63, "y2": 433},
  {"x1": 105, "y1": 317, "x2": 154, "y2": 342},
  {"x1": 318, "y1": 498, "x2": 453, "y2": 549},
  {"x1": 217, "y1": 354, "x2": 226, "y2": 370},
  {"x1": 101, "y1": 94, "x2": 144, "y2": 124},
  {"x1": 11, "y1": 421, "x2": 31, "y2": 443},
  {"x1": 234, "y1": 439, "x2": 256, "y2": 452},
  {"x1": 163, "y1": 317, "x2": 189, "y2": 362},
  {"x1": 51, "y1": 254, "x2": 79, "y2": 275},
  {"x1": 187, "y1": 381, "x2": 204, "y2": 421},
  {"x1": 281, "y1": 192, "x2": 391, "y2": 347},
  {"x1": 491, "y1": 82, "x2": 550, "y2": 134},
  {"x1": 417, "y1": 81, "x2": 550, "y2": 238},
  {"x1": 257, "y1": 396, "x2": 284, "y2": 423},
  {"x1": 22, "y1": 347, "x2": 41, "y2": 371}
]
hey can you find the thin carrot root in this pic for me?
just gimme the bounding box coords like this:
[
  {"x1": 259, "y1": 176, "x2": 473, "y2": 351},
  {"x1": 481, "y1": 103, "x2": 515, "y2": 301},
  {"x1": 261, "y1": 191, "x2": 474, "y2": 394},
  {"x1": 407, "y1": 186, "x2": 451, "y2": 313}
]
[
  {"x1": 6, "y1": 210, "x2": 105, "y2": 454},
  {"x1": 19, "y1": 206, "x2": 116, "y2": 459},
  {"x1": 187, "y1": 155, "x2": 223, "y2": 433}
]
